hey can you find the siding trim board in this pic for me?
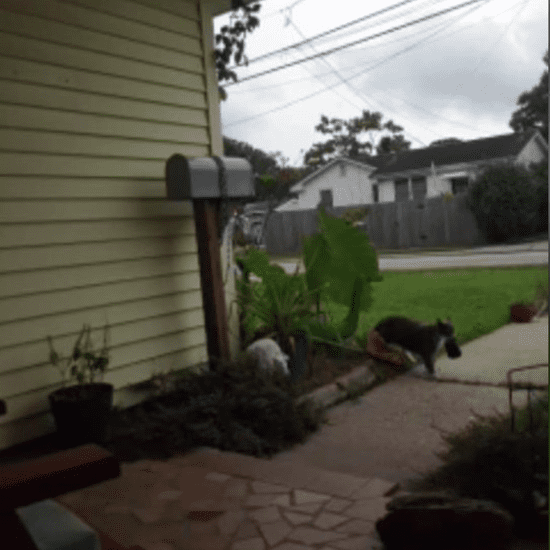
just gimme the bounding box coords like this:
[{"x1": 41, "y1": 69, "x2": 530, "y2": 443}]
[
  {"x1": 0, "y1": 81, "x2": 208, "y2": 126},
  {"x1": 0, "y1": 57, "x2": 207, "y2": 108},
  {"x1": 0, "y1": 32, "x2": 205, "y2": 88},
  {"x1": 0, "y1": 0, "x2": 202, "y2": 52},
  {"x1": 0, "y1": 10, "x2": 203, "y2": 69},
  {"x1": 0, "y1": 0, "x2": 219, "y2": 451}
]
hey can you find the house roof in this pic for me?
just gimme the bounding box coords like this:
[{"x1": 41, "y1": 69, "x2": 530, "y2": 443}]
[
  {"x1": 373, "y1": 129, "x2": 546, "y2": 176},
  {"x1": 290, "y1": 156, "x2": 382, "y2": 192}
]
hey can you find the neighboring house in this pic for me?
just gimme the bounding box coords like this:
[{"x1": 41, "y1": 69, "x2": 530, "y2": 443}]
[
  {"x1": 0, "y1": 0, "x2": 235, "y2": 451},
  {"x1": 277, "y1": 130, "x2": 548, "y2": 210},
  {"x1": 373, "y1": 129, "x2": 548, "y2": 203},
  {"x1": 275, "y1": 157, "x2": 387, "y2": 211}
]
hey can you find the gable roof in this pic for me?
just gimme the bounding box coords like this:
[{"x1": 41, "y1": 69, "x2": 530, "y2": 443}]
[
  {"x1": 373, "y1": 129, "x2": 545, "y2": 176},
  {"x1": 290, "y1": 156, "x2": 382, "y2": 193}
]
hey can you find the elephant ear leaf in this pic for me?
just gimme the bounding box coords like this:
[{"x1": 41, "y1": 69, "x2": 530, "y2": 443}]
[
  {"x1": 303, "y1": 233, "x2": 331, "y2": 313},
  {"x1": 316, "y1": 210, "x2": 382, "y2": 308},
  {"x1": 239, "y1": 247, "x2": 286, "y2": 283}
]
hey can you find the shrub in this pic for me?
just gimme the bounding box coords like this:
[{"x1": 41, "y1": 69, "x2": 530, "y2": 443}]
[
  {"x1": 411, "y1": 394, "x2": 548, "y2": 537},
  {"x1": 106, "y1": 354, "x2": 327, "y2": 462},
  {"x1": 467, "y1": 162, "x2": 541, "y2": 243},
  {"x1": 529, "y1": 159, "x2": 549, "y2": 232}
]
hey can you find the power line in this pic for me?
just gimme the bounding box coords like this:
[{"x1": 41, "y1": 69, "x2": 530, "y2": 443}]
[
  {"x1": 459, "y1": 0, "x2": 532, "y2": 87},
  {"x1": 224, "y1": 0, "x2": 491, "y2": 131},
  {"x1": 225, "y1": 0, "x2": 490, "y2": 86},
  {"x1": 286, "y1": 19, "x2": 364, "y2": 110},
  {"x1": 231, "y1": 0, "x2": 423, "y2": 68},
  {"x1": 287, "y1": 18, "x2": 432, "y2": 147},
  {"x1": 293, "y1": 0, "x2": 442, "y2": 51},
  {"x1": 229, "y1": 0, "x2": 524, "y2": 95}
]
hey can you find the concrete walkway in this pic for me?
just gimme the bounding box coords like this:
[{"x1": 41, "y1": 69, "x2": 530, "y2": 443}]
[
  {"x1": 267, "y1": 317, "x2": 549, "y2": 486},
  {"x1": 433, "y1": 316, "x2": 548, "y2": 387},
  {"x1": 48, "y1": 318, "x2": 548, "y2": 550}
]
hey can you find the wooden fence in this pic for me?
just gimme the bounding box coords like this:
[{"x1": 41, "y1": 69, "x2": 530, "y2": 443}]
[{"x1": 264, "y1": 194, "x2": 485, "y2": 256}]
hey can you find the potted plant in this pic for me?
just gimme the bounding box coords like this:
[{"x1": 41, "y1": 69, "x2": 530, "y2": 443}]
[
  {"x1": 510, "y1": 281, "x2": 548, "y2": 323},
  {"x1": 510, "y1": 302, "x2": 539, "y2": 323},
  {"x1": 47, "y1": 324, "x2": 113, "y2": 447}
]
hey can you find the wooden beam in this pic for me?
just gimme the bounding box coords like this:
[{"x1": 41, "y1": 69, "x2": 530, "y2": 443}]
[{"x1": 193, "y1": 199, "x2": 230, "y2": 368}]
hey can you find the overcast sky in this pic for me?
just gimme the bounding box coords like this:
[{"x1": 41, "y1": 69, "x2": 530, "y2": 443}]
[{"x1": 214, "y1": 0, "x2": 548, "y2": 167}]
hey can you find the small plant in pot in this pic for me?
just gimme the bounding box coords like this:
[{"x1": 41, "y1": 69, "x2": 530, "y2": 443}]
[{"x1": 47, "y1": 323, "x2": 113, "y2": 447}]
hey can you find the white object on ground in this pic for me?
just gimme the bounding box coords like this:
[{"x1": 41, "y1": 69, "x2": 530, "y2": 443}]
[{"x1": 246, "y1": 338, "x2": 290, "y2": 377}]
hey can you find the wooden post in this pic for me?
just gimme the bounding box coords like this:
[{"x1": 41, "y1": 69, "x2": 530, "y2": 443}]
[{"x1": 193, "y1": 199, "x2": 230, "y2": 368}]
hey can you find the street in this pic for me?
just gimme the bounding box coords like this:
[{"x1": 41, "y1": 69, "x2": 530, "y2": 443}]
[{"x1": 271, "y1": 241, "x2": 548, "y2": 274}]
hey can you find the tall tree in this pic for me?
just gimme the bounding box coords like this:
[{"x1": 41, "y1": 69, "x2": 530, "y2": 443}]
[
  {"x1": 223, "y1": 136, "x2": 279, "y2": 179},
  {"x1": 222, "y1": 136, "x2": 300, "y2": 206},
  {"x1": 509, "y1": 50, "x2": 548, "y2": 142},
  {"x1": 303, "y1": 110, "x2": 411, "y2": 166},
  {"x1": 215, "y1": 0, "x2": 261, "y2": 101}
]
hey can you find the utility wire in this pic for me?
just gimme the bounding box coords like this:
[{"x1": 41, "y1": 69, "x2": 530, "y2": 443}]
[
  {"x1": 225, "y1": 0, "x2": 489, "y2": 86},
  {"x1": 229, "y1": 0, "x2": 525, "y2": 95},
  {"x1": 287, "y1": 18, "x2": 431, "y2": 147},
  {"x1": 286, "y1": 19, "x2": 364, "y2": 110},
  {"x1": 230, "y1": 0, "x2": 423, "y2": 68},
  {"x1": 278, "y1": 0, "x2": 444, "y2": 54},
  {"x1": 459, "y1": 0, "x2": 532, "y2": 87},
  {"x1": 224, "y1": 0, "x2": 490, "y2": 130}
]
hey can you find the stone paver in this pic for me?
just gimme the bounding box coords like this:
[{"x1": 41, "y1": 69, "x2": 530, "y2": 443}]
[{"x1": 54, "y1": 453, "x2": 389, "y2": 550}]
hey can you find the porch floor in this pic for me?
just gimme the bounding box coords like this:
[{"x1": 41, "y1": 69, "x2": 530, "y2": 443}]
[{"x1": 54, "y1": 446, "x2": 397, "y2": 550}]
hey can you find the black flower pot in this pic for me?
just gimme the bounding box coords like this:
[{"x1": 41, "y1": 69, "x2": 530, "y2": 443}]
[{"x1": 48, "y1": 382, "x2": 113, "y2": 447}]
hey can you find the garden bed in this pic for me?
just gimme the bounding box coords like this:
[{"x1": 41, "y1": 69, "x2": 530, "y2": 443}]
[{"x1": 103, "y1": 349, "x2": 398, "y2": 465}]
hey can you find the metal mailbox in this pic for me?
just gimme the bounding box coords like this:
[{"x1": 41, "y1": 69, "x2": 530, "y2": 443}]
[{"x1": 165, "y1": 154, "x2": 254, "y2": 200}]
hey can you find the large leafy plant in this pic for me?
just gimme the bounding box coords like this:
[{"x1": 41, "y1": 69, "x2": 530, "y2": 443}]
[
  {"x1": 236, "y1": 208, "x2": 382, "y2": 354},
  {"x1": 302, "y1": 208, "x2": 382, "y2": 347},
  {"x1": 236, "y1": 247, "x2": 322, "y2": 355}
]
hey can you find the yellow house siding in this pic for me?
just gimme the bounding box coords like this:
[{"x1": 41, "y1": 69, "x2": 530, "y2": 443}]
[{"x1": 0, "y1": 0, "x2": 220, "y2": 450}]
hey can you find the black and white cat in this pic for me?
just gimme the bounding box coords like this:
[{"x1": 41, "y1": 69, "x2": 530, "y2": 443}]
[{"x1": 374, "y1": 316, "x2": 462, "y2": 375}]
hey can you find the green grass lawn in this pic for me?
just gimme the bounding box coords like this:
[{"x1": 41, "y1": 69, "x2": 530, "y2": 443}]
[
  {"x1": 344, "y1": 266, "x2": 548, "y2": 345},
  {"x1": 244, "y1": 266, "x2": 548, "y2": 346}
]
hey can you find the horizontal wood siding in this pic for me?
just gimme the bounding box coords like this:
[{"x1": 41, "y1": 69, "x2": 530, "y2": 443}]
[{"x1": 0, "y1": 0, "x2": 214, "y2": 449}]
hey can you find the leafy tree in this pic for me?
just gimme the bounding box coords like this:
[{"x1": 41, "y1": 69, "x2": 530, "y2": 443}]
[
  {"x1": 529, "y1": 159, "x2": 549, "y2": 232},
  {"x1": 467, "y1": 162, "x2": 541, "y2": 243},
  {"x1": 429, "y1": 138, "x2": 464, "y2": 147},
  {"x1": 223, "y1": 136, "x2": 279, "y2": 178},
  {"x1": 215, "y1": 0, "x2": 261, "y2": 101},
  {"x1": 509, "y1": 50, "x2": 548, "y2": 142},
  {"x1": 222, "y1": 137, "x2": 316, "y2": 244},
  {"x1": 303, "y1": 110, "x2": 411, "y2": 166}
]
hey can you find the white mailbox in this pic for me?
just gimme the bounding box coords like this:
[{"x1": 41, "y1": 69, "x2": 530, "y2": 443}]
[{"x1": 165, "y1": 154, "x2": 254, "y2": 200}]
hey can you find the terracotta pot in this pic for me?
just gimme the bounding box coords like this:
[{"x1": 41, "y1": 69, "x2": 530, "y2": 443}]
[{"x1": 510, "y1": 303, "x2": 538, "y2": 323}]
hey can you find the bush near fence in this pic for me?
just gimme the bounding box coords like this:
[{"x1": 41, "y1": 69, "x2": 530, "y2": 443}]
[{"x1": 264, "y1": 194, "x2": 485, "y2": 256}]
